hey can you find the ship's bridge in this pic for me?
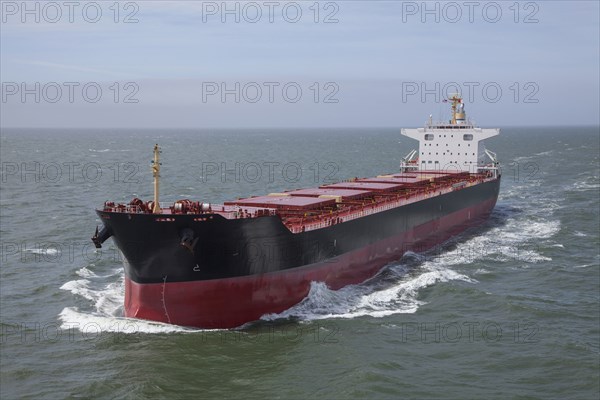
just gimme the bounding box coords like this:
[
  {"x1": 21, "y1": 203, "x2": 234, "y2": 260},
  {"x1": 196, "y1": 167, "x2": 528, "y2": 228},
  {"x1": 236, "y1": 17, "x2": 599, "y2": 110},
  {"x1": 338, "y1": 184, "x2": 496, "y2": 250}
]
[{"x1": 400, "y1": 95, "x2": 499, "y2": 175}]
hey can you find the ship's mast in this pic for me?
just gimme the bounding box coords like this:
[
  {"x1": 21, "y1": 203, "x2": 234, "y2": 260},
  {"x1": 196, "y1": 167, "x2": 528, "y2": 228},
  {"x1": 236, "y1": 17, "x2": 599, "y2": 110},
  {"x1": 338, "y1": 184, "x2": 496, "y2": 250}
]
[
  {"x1": 152, "y1": 144, "x2": 161, "y2": 214},
  {"x1": 449, "y1": 94, "x2": 463, "y2": 125}
]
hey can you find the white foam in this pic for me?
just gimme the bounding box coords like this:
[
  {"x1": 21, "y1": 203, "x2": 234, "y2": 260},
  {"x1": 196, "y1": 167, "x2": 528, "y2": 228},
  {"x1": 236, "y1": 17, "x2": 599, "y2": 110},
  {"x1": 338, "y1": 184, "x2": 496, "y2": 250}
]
[
  {"x1": 60, "y1": 276, "x2": 124, "y2": 315},
  {"x1": 262, "y1": 265, "x2": 473, "y2": 322},
  {"x1": 26, "y1": 248, "x2": 59, "y2": 255},
  {"x1": 494, "y1": 219, "x2": 560, "y2": 243},
  {"x1": 59, "y1": 307, "x2": 204, "y2": 334},
  {"x1": 88, "y1": 148, "x2": 132, "y2": 153},
  {"x1": 573, "y1": 264, "x2": 594, "y2": 269},
  {"x1": 96, "y1": 280, "x2": 125, "y2": 316},
  {"x1": 60, "y1": 279, "x2": 95, "y2": 302},
  {"x1": 422, "y1": 216, "x2": 559, "y2": 265},
  {"x1": 76, "y1": 267, "x2": 97, "y2": 278},
  {"x1": 59, "y1": 274, "x2": 211, "y2": 334},
  {"x1": 569, "y1": 180, "x2": 600, "y2": 192},
  {"x1": 513, "y1": 150, "x2": 554, "y2": 162}
]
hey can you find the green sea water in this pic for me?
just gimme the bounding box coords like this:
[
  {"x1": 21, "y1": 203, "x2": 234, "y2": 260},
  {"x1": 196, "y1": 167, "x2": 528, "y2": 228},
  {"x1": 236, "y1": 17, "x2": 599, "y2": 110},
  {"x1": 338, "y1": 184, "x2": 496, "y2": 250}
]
[{"x1": 1, "y1": 127, "x2": 598, "y2": 399}]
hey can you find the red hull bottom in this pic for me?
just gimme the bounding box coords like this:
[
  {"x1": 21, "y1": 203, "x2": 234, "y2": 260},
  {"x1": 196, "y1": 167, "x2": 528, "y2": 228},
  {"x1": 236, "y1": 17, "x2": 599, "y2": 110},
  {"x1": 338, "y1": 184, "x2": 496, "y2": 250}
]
[{"x1": 124, "y1": 198, "x2": 497, "y2": 328}]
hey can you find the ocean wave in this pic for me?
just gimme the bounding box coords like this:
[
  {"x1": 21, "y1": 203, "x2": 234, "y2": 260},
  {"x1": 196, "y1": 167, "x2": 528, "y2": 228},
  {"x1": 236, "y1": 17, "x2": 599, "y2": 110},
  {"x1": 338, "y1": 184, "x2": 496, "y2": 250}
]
[
  {"x1": 459, "y1": 218, "x2": 557, "y2": 263},
  {"x1": 262, "y1": 265, "x2": 473, "y2": 322},
  {"x1": 59, "y1": 266, "x2": 210, "y2": 333},
  {"x1": 58, "y1": 307, "x2": 203, "y2": 334},
  {"x1": 88, "y1": 148, "x2": 133, "y2": 153},
  {"x1": 513, "y1": 150, "x2": 554, "y2": 162},
  {"x1": 573, "y1": 264, "x2": 594, "y2": 269},
  {"x1": 60, "y1": 274, "x2": 123, "y2": 314},
  {"x1": 424, "y1": 212, "x2": 559, "y2": 265},
  {"x1": 60, "y1": 279, "x2": 95, "y2": 302},
  {"x1": 26, "y1": 248, "x2": 60, "y2": 256},
  {"x1": 568, "y1": 179, "x2": 600, "y2": 192},
  {"x1": 59, "y1": 274, "x2": 208, "y2": 333},
  {"x1": 501, "y1": 219, "x2": 561, "y2": 241},
  {"x1": 75, "y1": 267, "x2": 97, "y2": 278}
]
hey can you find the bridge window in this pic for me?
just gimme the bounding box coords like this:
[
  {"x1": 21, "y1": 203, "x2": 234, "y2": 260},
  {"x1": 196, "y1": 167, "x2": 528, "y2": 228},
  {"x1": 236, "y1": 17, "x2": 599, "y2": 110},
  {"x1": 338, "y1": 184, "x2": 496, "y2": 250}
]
[{"x1": 463, "y1": 134, "x2": 474, "y2": 141}]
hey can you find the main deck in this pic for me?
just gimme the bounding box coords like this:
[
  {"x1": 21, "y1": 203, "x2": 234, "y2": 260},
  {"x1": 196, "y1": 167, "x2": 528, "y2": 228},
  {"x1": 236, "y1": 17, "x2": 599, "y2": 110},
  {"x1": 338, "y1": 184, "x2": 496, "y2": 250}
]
[{"x1": 100, "y1": 170, "x2": 496, "y2": 234}]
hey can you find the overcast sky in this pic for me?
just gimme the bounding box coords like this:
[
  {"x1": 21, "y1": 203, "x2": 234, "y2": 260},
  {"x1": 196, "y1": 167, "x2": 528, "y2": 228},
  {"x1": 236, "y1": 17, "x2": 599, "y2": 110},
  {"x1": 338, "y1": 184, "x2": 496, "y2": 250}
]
[{"x1": 1, "y1": 1, "x2": 599, "y2": 128}]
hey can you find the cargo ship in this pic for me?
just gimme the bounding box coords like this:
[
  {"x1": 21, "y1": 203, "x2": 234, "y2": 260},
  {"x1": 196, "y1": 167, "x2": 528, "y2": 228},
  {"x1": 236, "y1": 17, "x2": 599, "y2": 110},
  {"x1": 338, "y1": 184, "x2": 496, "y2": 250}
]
[{"x1": 92, "y1": 96, "x2": 500, "y2": 328}]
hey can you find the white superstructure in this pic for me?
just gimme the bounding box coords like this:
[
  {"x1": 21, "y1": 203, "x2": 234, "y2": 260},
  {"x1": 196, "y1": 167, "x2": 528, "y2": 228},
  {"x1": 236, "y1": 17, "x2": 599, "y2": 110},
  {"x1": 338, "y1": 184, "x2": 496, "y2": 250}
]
[{"x1": 400, "y1": 95, "x2": 500, "y2": 177}]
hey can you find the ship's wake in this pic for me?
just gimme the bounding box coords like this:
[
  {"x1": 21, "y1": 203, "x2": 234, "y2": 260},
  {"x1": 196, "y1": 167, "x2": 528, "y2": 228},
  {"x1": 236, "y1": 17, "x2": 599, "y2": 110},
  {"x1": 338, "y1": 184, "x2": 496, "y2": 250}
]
[
  {"x1": 262, "y1": 254, "x2": 475, "y2": 322},
  {"x1": 262, "y1": 202, "x2": 561, "y2": 323}
]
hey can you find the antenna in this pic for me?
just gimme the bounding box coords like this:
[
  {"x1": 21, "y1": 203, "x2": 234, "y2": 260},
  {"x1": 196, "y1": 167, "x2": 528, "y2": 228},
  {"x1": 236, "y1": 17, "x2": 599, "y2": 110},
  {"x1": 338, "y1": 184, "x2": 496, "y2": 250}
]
[{"x1": 151, "y1": 144, "x2": 161, "y2": 214}]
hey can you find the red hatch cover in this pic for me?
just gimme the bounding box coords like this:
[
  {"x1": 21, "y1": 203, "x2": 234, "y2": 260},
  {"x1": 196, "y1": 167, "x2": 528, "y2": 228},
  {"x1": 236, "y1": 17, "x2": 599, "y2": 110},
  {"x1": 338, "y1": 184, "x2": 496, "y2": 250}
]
[
  {"x1": 224, "y1": 195, "x2": 336, "y2": 210},
  {"x1": 402, "y1": 170, "x2": 468, "y2": 175},
  {"x1": 392, "y1": 172, "x2": 468, "y2": 181},
  {"x1": 320, "y1": 181, "x2": 403, "y2": 192},
  {"x1": 286, "y1": 188, "x2": 372, "y2": 200},
  {"x1": 359, "y1": 176, "x2": 428, "y2": 184}
]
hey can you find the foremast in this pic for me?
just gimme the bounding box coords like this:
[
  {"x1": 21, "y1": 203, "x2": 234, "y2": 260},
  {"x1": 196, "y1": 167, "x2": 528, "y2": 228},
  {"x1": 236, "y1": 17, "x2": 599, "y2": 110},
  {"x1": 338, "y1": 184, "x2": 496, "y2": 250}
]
[{"x1": 152, "y1": 144, "x2": 161, "y2": 214}]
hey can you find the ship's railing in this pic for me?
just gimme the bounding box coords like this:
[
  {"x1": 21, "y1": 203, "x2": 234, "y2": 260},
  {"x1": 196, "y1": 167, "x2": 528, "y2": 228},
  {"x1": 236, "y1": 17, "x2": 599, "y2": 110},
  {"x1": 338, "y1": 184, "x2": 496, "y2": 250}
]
[
  {"x1": 287, "y1": 174, "x2": 490, "y2": 233},
  {"x1": 103, "y1": 200, "x2": 224, "y2": 215},
  {"x1": 103, "y1": 202, "x2": 177, "y2": 213},
  {"x1": 102, "y1": 203, "x2": 143, "y2": 213}
]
